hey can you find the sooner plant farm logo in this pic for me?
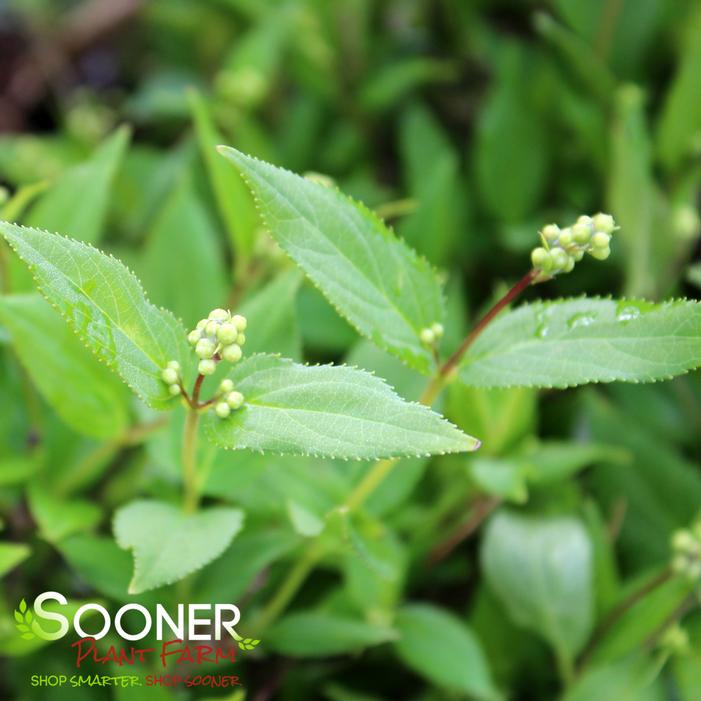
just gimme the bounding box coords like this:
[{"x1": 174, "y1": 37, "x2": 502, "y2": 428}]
[{"x1": 15, "y1": 591, "x2": 260, "y2": 652}]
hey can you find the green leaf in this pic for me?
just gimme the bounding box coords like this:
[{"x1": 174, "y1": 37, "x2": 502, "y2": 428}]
[
  {"x1": 609, "y1": 85, "x2": 669, "y2": 298},
  {"x1": 218, "y1": 147, "x2": 444, "y2": 375},
  {"x1": 0, "y1": 544, "x2": 30, "y2": 577},
  {"x1": 394, "y1": 604, "x2": 500, "y2": 701},
  {"x1": 287, "y1": 500, "x2": 324, "y2": 537},
  {"x1": 470, "y1": 458, "x2": 528, "y2": 504},
  {"x1": 113, "y1": 500, "x2": 244, "y2": 594},
  {"x1": 588, "y1": 571, "x2": 694, "y2": 664},
  {"x1": 204, "y1": 355, "x2": 479, "y2": 459},
  {"x1": 0, "y1": 294, "x2": 130, "y2": 439},
  {"x1": 481, "y1": 511, "x2": 593, "y2": 668},
  {"x1": 240, "y1": 269, "x2": 303, "y2": 359},
  {"x1": 343, "y1": 517, "x2": 406, "y2": 620},
  {"x1": 188, "y1": 90, "x2": 258, "y2": 262},
  {"x1": 0, "y1": 457, "x2": 36, "y2": 486},
  {"x1": 447, "y1": 383, "x2": 536, "y2": 456},
  {"x1": 656, "y1": 7, "x2": 701, "y2": 171},
  {"x1": 359, "y1": 58, "x2": 454, "y2": 113},
  {"x1": 459, "y1": 298, "x2": 701, "y2": 388},
  {"x1": 194, "y1": 528, "x2": 300, "y2": 603},
  {"x1": 563, "y1": 653, "x2": 665, "y2": 701},
  {"x1": 533, "y1": 13, "x2": 615, "y2": 104},
  {"x1": 28, "y1": 482, "x2": 102, "y2": 543},
  {"x1": 0, "y1": 222, "x2": 191, "y2": 408},
  {"x1": 398, "y1": 103, "x2": 462, "y2": 265},
  {"x1": 140, "y1": 173, "x2": 227, "y2": 329},
  {"x1": 58, "y1": 534, "x2": 159, "y2": 604},
  {"x1": 474, "y1": 42, "x2": 548, "y2": 223},
  {"x1": 266, "y1": 610, "x2": 396, "y2": 657},
  {"x1": 26, "y1": 127, "x2": 129, "y2": 243}
]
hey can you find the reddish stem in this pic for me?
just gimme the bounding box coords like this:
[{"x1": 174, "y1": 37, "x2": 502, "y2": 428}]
[{"x1": 439, "y1": 269, "x2": 536, "y2": 378}]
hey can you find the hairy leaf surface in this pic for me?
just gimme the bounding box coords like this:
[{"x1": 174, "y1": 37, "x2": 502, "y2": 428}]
[
  {"x1": 205, "y1": 355, "x2": 478, "y2": 459},
  {"x1": 0, "y1": 222, "x2": 191, "y2": 408},
  {"x1": 460, "y1": 298, "x2": 701, "y2": 388},
  {"x1": 218, "y1": 147, "x2": 444, "y2": 374},
  {"x1": 114, "y1": 500, "x2": 244, "y2": 594}
]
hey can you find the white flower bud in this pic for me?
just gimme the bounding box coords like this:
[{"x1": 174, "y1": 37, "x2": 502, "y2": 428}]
[
  {"x1": 591, "y1": 232, "x2": 611, "y2": 249},
  {"x1": 563, "y1": 255, "x2": 575, "y2": 273},
  {"x1": 162, "y1": 368, "x2": 179, "y2": 385},
  {"x1": 196, "y1": 338, "x2": 216, "y2": 359},
  {"x1": 236, "y1": 333, "x2": 246, "y2": 345},
  {"x1": 420, "y1": 328, "x2": 435, "y2": 345},
  {"x1": 531, "y1": 247, "x2": 552, "y2": 271},
  {"x1": 576, "y1": 215, "x2": 593, "y2": 227},
  {"x1": 196, "y1": 319, "x2": 208, "y2": 332},
  {"x1": 232, "y1": 314, "x2": 247, "y2": 331},
  {"x1": 215, "y1": 401, "x2": 231, "y2": 418},
  {"x1": 217, "y1": 323, "x2": 238, "y2": 344},
  {"x1": 687, "y1": 561, "x2": 701, "y2": 581},
  {"x1": 169, "y1": 384, "x2": 181, "y2": 396},
  {"x1": 209, "y1": 308, "x2": 230, "y2": 321},
  {"x1": 592, "y1": 213, "x2": 615, "y2": 234},
  {"x1": 541, "y1": 224, "x2": 559, "y2": 242},
  {"x1": 167, "y1": 361, "x2": 180, "y2": 371},
  {"x1": 558, "y1": 228, "x2": 573, "y2": 247},
  {"x1": 206, "y1": 320, "x2": 219, "y2": 337},
  {"x1": 188, "y1": 330, "x2": 201, "y2": 345},
  {"x1": 227, "y1": 391, "x2": 244, "y2": 409},
  {"x1": 672, "y1": 554, "x2": 689, "y2": 575},
  {"x1": 198, "y1": 359, "x2": 216, "y2": 376},
  {"x1": 222, "y1": 344, "x2": 242, "y2": 363},
  {"x1": 550, "y1": 248, "x2": 569, "y2": 270},
  {"x1": 219, "y1": 379, "x2": 235, "y2": 394},
  {"x1": 572, "y1": 222, "x2": 592, "y2": 245},
  {"x1": 673, "y1": 530, "x2": 696, "y2": 553},
  {"x1": 590, "y1": 246, "x2": 610, "y2": 261},
  {"x1": 431, "y1": 322, "x2": 444, "y2": 339}
]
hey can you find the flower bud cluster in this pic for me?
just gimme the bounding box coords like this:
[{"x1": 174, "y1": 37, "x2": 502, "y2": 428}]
[
  {"x1": 188, "y1": 309, "x2": 247, "y2": 376},
  {"x1": 530, "y1": 213, "x2": 617, "y2": 279},
  {"x1": 671, "y1": 526, "x2": 701, "y2": 581},
  {"x1": 214, "y1": 379, "x2": 245, "y2": 419},
  {"x1": 420, "y1": 322, "x2": 444, "y2": 347},
  {"x1": 161, "y1": 361, "x2": 182, "y2": 397}
]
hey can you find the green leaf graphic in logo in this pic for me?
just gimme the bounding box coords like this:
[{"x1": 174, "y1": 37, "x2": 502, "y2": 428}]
[
  {"x1": 238, "y1": 637, "x2": 261, "y2": 651},
  {"x1": 230, "y1": 629, "x2": 261, "y2": 651},
  {"x1": 14, "y1": 598, "x2": 35, "y2": 640}
]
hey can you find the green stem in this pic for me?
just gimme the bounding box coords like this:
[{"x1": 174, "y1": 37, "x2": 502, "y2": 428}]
[
  {"x1": 344, "y1": 458, "x2": 397, "y2": 512},
  {"x1": 555, "y1": 646, "x2": 575, "y2": 688},
  {"x1": 254, "y1": 539, "x2": 325, "y2": 634},
  {"x1": 0, "y1": 239, "x2": 9, "y2": 294},
  {"x1": 182, "y1": 409, "x2": 201, "y2": 514},
  {"x1": 577, "y1": 567, "x2": 673, "y2": 671},
  {"x1": 255, "y1": 269, "x2": 536, "y2": 633}
]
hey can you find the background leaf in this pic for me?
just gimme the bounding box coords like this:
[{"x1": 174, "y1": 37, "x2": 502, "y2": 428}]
[
  {"x1": 26, "y1": 127, "x2": 129, "y2": 243},
  {"x1": 266, "y1": 610, "x2": 396, "y2": 657},
  {"x1": 0, "y1": 294, "x2": 130, "y2": 439},
  {"x1": 481, "y1": 511, "x2": 593, "y2": 671},
  {"x1": 113, "y1": 500, "x2": 244, "y2": 594},
  {"x1": 394, "y1": 603, "x2": 500, "y2": 700}
]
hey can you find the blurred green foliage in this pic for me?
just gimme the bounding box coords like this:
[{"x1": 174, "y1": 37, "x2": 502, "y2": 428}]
[{"x1": 1, "y1": 0, "x2": 701, "y2": 699}]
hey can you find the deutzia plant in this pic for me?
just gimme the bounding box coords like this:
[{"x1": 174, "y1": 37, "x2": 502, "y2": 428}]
[{"x1": 2, "y1": 144, "x2": 701, "y2": 683}]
